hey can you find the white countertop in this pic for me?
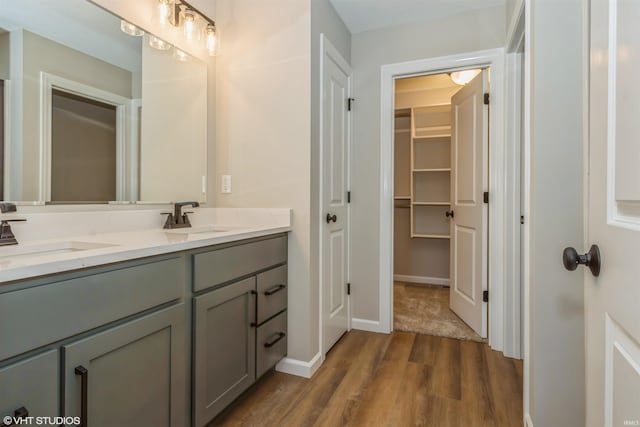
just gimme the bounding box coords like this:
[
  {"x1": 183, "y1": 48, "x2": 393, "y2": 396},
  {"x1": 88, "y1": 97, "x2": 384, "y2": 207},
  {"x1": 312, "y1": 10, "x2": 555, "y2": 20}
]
[{"x1": 0, "y1": 208, "x2": 291, "y2": 283}]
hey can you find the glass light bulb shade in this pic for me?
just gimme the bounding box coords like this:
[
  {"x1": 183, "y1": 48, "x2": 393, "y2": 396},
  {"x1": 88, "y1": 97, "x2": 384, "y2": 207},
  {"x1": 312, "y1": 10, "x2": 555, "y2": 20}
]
[
  {"x1": 173, "y1": 48, "x2": 189, "y2": 62},
  {"x1": 205, "y1": 25, "x2": 218, "y2": 56},
  {"x1": 149, "y1": 35, "x2": 171, "y2": 50},
  {"x1": 120, "y1": 20, "x2": 144, "y2": 36},
  {"x1": 449, "y1": 69, "x2": 482, "y2": 86},
  {"x1": 157, "y1": 0, "x2": 171, "y2": 25},
  {"x1": 183, "y1": 10, "x2": 197, "y2": 40}
]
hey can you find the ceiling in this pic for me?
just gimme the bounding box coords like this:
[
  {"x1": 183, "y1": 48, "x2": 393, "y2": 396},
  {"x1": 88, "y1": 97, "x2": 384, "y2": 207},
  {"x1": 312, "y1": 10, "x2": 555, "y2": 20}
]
[{"x1": 329, "y1": 0, "x2": 505, "y2": 34}]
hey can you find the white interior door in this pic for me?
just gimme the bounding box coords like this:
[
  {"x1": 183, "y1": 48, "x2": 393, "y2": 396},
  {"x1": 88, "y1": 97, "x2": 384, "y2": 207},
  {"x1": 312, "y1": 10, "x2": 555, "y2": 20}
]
[
  {"x1": 449, "y1": 70, "x2": 488, "y2": 338},
  {"x1": 321, "y1": 36, "x2": 351, "y2": 354},
  {"x1": 586, "y1": 1, "x2": 640, "y2": 425}
]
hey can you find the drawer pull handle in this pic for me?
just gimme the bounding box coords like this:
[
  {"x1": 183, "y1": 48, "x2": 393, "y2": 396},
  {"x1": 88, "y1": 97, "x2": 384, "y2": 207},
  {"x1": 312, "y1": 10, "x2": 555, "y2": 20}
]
[
  {"x1": 1, "y1": 407, "x2": 29, "y2": 426},
  {"x1": 264, "y1": 284, "x2": 286, "y2": 296},
  {"x1": 264, "y1": 332, "x2": 286, "y2": 348},
  {"x1": 75, "y1": 365, "x2": 88, "y2": 427}
]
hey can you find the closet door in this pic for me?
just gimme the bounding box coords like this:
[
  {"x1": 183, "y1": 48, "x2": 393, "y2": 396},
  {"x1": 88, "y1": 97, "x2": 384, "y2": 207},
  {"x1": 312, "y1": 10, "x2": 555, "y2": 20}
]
[{"x1": 449, "y1": 70, "x2": 488, "y2": 337}]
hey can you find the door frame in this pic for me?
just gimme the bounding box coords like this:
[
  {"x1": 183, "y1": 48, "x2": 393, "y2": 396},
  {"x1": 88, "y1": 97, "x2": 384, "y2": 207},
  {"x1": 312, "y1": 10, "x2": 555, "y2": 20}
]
[
  {"x1": 318, "y1": 34, "x2": 352, "y2": 357},
  {"x1": 39, "y1": 72, "x2": 132, "y2": 202},
  {"x1": 379, "y1": 48, "x2": 513, "y2": 352}
]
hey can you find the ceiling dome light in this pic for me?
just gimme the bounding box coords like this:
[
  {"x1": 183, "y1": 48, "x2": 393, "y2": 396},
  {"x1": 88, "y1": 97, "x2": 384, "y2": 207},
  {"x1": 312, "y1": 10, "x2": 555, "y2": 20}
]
[
  {"x1": 149, "y1": 35, "x2": 171, "y2": 50},
  {"x1": 120, "y1": 20, "x2": 144, "y2": 37},
  {"x1": 449, "y1": 69, "x2": 482, "y2": 86}
]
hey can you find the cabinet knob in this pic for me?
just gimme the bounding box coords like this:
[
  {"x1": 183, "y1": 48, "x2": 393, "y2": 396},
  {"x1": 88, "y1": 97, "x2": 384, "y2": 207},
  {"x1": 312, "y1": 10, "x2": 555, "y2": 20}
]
[{"x1": 445, "y1": 210, "x2": 454, "y2": 218}]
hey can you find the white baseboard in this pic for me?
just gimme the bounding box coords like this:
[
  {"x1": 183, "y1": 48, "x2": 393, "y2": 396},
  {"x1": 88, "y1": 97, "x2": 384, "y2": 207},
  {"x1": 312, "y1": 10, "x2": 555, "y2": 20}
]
[
  {"x1": 525, "y1": 414, "x2": 534, "y2": 427},
  {"x1": 352, "y1": 318, "x2": 388, "y2": 333},
  {"x1": 393, "y1": 274, "x2": 450, "y2": 286},
  {"x1": 275, "y1": 352, "x2": 322, "y2": 379}
]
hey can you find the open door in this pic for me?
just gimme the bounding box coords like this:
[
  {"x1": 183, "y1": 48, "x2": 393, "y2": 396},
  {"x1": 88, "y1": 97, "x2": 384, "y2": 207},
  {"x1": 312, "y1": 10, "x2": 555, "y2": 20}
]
[
  {"x1": 585, "y1": 1, "x2": 640, "y2": 425},
  {"x1": 449, "y1": 70, "x2": 488, "y2": 338}
]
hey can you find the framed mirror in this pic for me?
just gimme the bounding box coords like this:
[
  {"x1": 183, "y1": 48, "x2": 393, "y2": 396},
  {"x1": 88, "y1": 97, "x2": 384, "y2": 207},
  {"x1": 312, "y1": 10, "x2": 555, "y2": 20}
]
[{"x1": 0, "y1": 0, "x2": 209, "y2": 204}]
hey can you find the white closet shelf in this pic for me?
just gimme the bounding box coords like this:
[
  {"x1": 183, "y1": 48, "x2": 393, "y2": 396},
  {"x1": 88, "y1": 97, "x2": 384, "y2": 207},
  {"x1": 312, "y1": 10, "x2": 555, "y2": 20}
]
[
  {"x1": 413, "y1": 134, "x2": 451, "y2": 140},
  {"x1": 412, "y1": 168, "x2": 451, "y2": 173},
  {"x1": 412, "y1": 234, "x2": 451, "y2": 239},
  {"x1": 411, "y1": 202, "x2": 451, "y2": 206},
  {"x1": 394, "y1": 196, "x2": 411, "y2": 200}
]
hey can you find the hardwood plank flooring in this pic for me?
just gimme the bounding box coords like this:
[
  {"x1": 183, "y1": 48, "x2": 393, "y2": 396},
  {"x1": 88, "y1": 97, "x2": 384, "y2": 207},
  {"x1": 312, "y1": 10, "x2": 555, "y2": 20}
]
[{"x1": 209, "y1": 330, "x2": 523, "y2": 427}]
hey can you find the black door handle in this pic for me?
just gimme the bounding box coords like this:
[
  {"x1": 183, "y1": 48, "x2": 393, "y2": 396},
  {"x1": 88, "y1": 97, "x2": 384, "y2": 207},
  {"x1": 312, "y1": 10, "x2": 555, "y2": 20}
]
[
  {"x1": 326, "y1": 213, "x2": 337, "y2": 224},
  {"x1": 562, "y1": 245, "x2": 601, "y2": 277},
  {"x1": 445, "y1": 210, "x2": 454, "y2": 218},
  {"x1": 1, "y1": 407, "x2": 29, "y2": 426},
  {"x1": 75, "y1": 365, "x2": 88, "y2": 427}
]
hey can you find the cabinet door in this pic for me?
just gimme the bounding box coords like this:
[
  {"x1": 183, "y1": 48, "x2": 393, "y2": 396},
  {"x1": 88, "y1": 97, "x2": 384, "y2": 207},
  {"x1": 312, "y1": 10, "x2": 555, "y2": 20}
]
[
  {"x1": 0, "y1": 350, "x2": 58, "y2": 424},
  {"x1": 63, "y1": 304, "x2": 186, "y2": 427},
  {"x1": 193, "y1": 277, "x2": 256, "y2": 426}
]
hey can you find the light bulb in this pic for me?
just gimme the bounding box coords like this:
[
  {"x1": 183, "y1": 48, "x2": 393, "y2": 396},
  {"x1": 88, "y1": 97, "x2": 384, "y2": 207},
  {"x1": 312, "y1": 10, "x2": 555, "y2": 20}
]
[
  {"x1": 120, "y1": 20, "x2": 144, "y2": 37},
  {"x1": 149, "y1": 35, "x2": 171, "y2": 51},
  {"x1": 158, "y1": 0, "x2": 171, "y2": 25},
  {"x1": 173, "y1": 48, "x2": 189, "y2": 62},
  {"x1": 449, "y1": 69, "x2": 482, "y2": 85},
  {"x1": 183, "y1": 9, "x2": 196, "y2": 40},
  {"x1": 205, "y1": 24, "x2": 218, "y2": 56}
]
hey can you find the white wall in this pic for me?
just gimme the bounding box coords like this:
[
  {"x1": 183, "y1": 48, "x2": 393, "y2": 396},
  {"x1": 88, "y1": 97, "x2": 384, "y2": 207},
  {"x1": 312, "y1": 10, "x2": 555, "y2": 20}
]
[
  {"x1": 527, "y1": 0, "x2": 585, "y2": 425},
  {"x1": 350, "y1": 7, "x2": 505, "y2": 322},
  {"x1": 506, "y1": 0, "x2": 524, "y2": 38}
]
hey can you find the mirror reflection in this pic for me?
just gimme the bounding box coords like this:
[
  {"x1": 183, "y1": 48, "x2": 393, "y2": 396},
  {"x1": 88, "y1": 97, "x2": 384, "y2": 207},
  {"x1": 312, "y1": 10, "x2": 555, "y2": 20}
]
[{"x1": 0, "y1": 0, "x2": 208, "y2": 203}]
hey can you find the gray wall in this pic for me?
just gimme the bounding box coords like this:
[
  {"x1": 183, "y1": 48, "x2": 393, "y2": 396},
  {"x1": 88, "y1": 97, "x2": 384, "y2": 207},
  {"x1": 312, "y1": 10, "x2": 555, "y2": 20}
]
[
  {"x1": 350, "y1": 7, "x2": 505, "y2": 321},
  {"x1": 528, "y1": 0, "x2": 585, "y2": 425},
  {"x1": 0, "y1": 32, "x2": 9, "y2": 80}
]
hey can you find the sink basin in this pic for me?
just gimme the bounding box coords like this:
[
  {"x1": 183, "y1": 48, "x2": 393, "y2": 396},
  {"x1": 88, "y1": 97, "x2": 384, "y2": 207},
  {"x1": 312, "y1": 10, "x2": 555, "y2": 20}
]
[
  {"x1": 0, "y1": 241, "x2": 117, "y2": 261},
  {"x1": 164, "y1": 225, "x2": 231, "y2": 235}
]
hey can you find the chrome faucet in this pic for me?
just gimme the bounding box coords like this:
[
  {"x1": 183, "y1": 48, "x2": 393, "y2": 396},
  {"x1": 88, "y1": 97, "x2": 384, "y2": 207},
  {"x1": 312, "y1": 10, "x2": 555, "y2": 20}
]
[
  {"x1": 163, "y1": 201, "x2": 200, "y2": 229},
  {"x1": 0, "y1": 203, "x2": 26, "y2": 246}
]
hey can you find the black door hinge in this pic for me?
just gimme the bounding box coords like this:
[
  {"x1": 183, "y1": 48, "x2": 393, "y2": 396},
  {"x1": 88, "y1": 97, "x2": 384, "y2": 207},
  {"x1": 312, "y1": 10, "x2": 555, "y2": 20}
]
[
  {"x1": 347, "y1": 98, "x2": 355, "y2": 111},
  {"x1": 484, "y1": 93, "x2": 490, "y2": 105},
  {"x1": 347, "y1": 283, "x2": 351, "y2": 295},
  {"x1": 520, "y1": 215, "x2": 525, "y2": 225},
  {"x1": 483, "y1": 290, "x2": 489, "y2": 302},
  {"x1": 483, "y1": 191, "x2": 489, "y2": 204},
  {"x1": 347, "y1": 191, "x2": 351, "y2": 203}
]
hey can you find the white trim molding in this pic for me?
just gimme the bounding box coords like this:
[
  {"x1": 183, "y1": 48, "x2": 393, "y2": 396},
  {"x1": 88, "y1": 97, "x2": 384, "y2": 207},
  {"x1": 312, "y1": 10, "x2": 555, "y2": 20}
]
[
  {"x1": 276, "y1": 352, "x2": 323, "y2": 379},
  {"x1": 39, "y1": 72, "x2": 131, "y2": 202},
  {"x1": 393, "y1": 274, "x2": 449, "y2": 286},
  {"x1": 379, "y1": 48, "x2": 508, "y2": 349},
  {"x1": 351, "y1": 318, "x2": 386, "y2": 333},
  {"x1": 525, "y1": 414, "x2": 534, "y2": 427}
]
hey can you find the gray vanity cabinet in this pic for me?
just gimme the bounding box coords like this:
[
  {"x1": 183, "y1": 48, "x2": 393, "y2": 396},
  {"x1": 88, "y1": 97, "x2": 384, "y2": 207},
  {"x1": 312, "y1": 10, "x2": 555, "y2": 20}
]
[
  {"x1": 63, "y1": 304, "x2": 186, "y2": 427},
  {"x1": 193, "y1": 277, "x2": 256, "y2": 427},
  {"x1": 0, "y1": 350, "x2": 59, "y2": 423}
]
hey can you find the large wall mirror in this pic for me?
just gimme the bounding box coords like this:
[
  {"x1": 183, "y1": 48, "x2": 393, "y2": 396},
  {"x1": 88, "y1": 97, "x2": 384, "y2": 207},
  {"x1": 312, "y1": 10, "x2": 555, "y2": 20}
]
[{"x1": 0, "y1": 0, "x2": 209, "y2": 204}]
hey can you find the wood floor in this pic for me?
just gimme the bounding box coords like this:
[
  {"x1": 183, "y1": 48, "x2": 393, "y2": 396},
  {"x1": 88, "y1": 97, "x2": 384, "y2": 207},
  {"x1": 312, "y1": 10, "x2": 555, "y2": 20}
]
[{"x1": 209, "y1": 330, "x2": 523, "y2": 427}]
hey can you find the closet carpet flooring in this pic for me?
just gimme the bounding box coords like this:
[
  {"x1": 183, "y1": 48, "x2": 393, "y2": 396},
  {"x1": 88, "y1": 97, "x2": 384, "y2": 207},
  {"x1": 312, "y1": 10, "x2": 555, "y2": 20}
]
[
  {"x1": 210, "y1": 330, "x2": 524, "y2": 427},
  {"x1": 394, "y1": 282, "x2": 483, "y2": 342}
]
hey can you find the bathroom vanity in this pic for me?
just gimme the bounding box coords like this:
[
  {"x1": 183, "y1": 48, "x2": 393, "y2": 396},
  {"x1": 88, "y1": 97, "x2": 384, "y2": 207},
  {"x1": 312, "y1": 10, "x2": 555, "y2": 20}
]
[{"x1": 0, "y1": 210, "x2": 290, "y2": 427}]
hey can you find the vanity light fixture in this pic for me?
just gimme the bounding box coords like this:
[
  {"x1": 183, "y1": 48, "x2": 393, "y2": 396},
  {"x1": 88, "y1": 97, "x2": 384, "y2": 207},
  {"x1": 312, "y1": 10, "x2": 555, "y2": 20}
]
[
  {"x1": 205, "y1": 24, "x2": 218, "y2": 56},
  {"x1": 449, "y1": 69, "x2": 482, "y2": 85},
  {"x1": 120, "y1": 20, "x2": 144, "y2": 36},
  {"x1": 149, "y1": 35, "x2": 172, "y2": 50},
  {"x1": 158, "y1": 0, "x2": 218, "y2": 56},
  {"x1": 173, "y1": 47, "x2": 190, "y2": 62}
]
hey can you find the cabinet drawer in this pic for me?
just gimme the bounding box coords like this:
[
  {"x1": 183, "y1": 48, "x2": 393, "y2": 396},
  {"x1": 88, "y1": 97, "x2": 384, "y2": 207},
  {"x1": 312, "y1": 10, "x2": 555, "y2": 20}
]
[
  {"x1": 193, "y1": 235, "x2": 287, "y2": 292},
  {"x1": 0, "y1": 256, "x2": 184, "y2": 361},
  {"x1": 256, "y1": 311, "x2": 287, "y2": 378},
  {"x1": 256, "y1": 265, "x2": 287, "y2": 325},
  {"x1": 0, "y1": 350, "x2": 59, "y2": 421}
]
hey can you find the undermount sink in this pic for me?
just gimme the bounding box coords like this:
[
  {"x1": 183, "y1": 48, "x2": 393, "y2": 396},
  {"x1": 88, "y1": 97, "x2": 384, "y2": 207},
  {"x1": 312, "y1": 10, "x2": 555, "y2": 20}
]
[
  {"x1": 0, "y1": 241, "x2": 118, "y2": 261},
  {"x1": 164, "y1": 225, "x2": 231, "y2": 235}
]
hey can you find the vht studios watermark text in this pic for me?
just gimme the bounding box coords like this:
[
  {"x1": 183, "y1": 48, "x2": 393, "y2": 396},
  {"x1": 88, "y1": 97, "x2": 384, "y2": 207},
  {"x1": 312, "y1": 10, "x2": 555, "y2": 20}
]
[{"x1": 2, "y1": 416, "x2": 80, "y2": 425}]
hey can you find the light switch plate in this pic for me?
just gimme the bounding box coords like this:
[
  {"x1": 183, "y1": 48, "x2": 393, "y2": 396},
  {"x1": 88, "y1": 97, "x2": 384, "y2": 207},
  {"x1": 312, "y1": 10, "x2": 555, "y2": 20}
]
[{"x1": 221, "y1": 175, "x2": 232, "y2": 193}]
